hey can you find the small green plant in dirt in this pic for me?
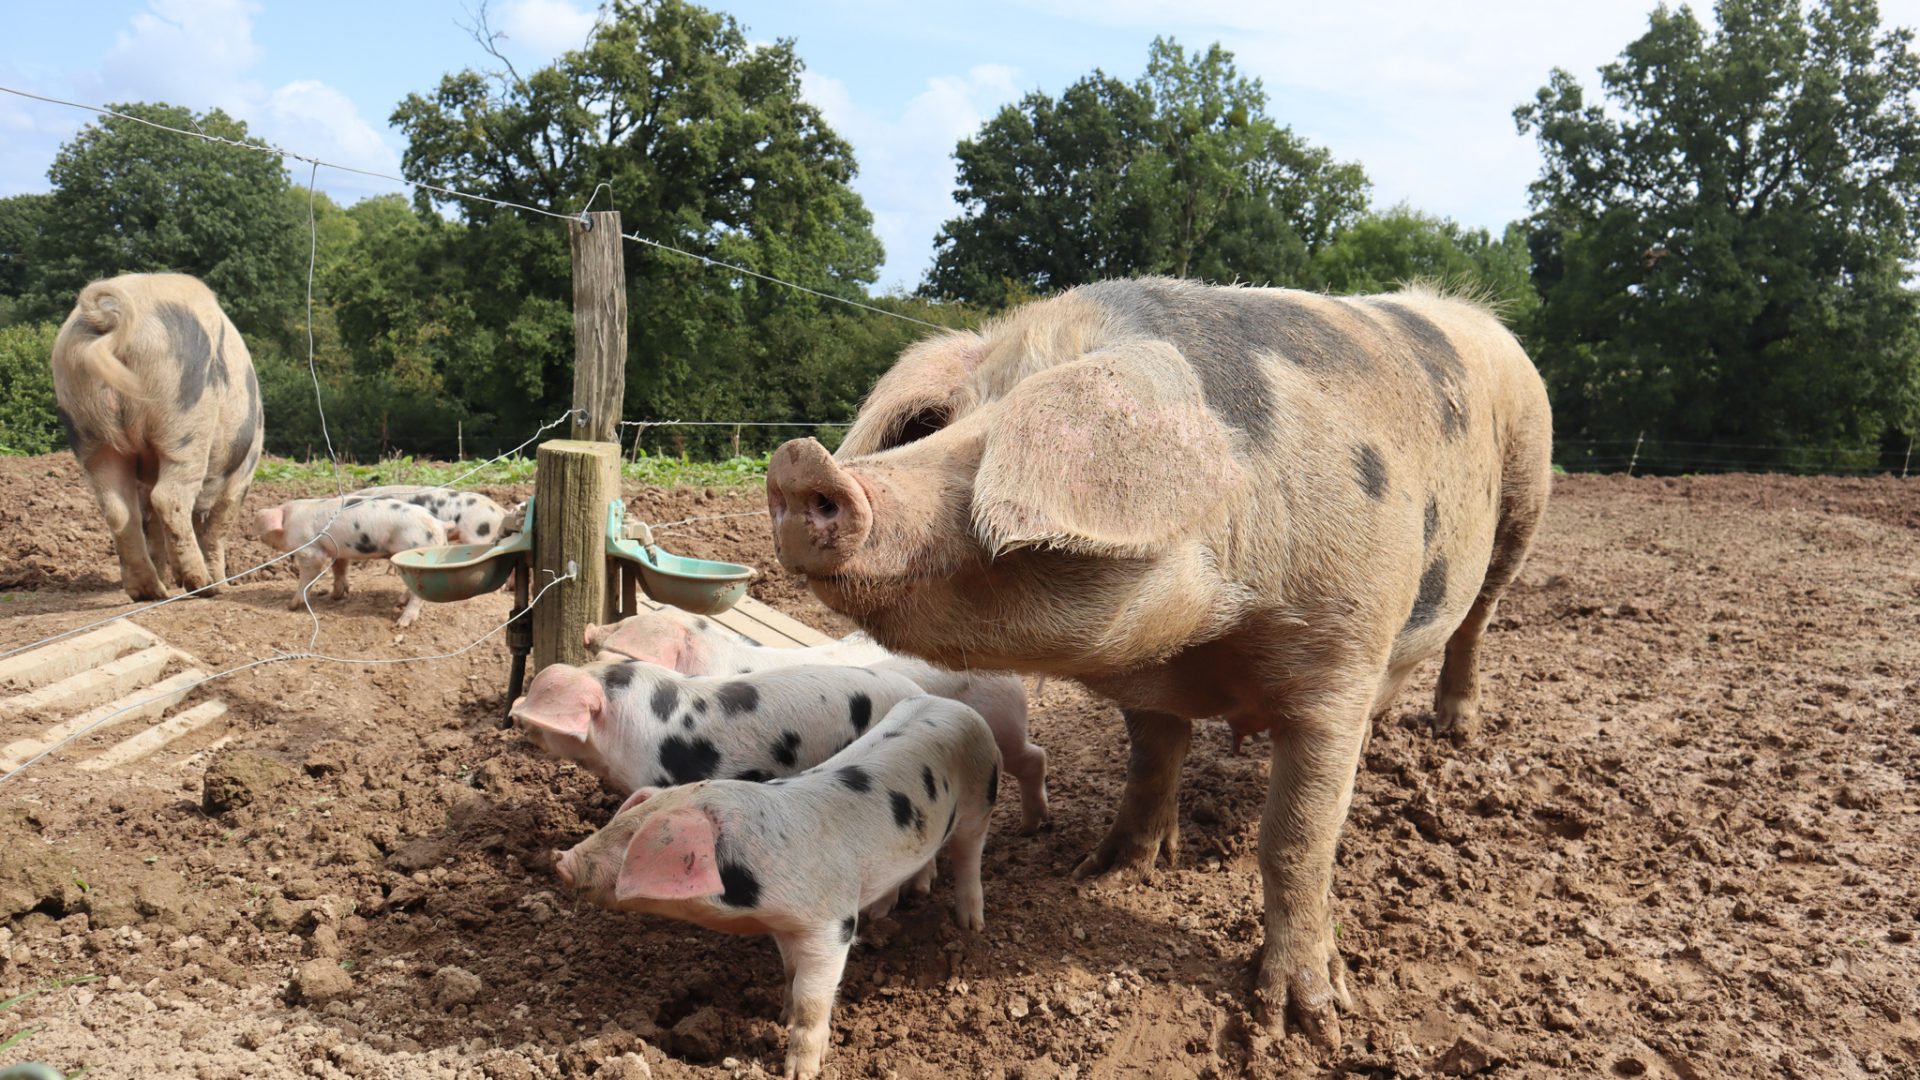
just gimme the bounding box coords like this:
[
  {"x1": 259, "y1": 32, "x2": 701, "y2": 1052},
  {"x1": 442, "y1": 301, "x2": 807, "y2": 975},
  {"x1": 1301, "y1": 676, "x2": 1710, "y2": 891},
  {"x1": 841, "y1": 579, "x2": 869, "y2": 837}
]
[
  {"x1": 0, "y1": 974, "x2": 102, "y2": 1057},
  {"x1": 253, "y1": 450, "x2": 772, "y2": 494}
]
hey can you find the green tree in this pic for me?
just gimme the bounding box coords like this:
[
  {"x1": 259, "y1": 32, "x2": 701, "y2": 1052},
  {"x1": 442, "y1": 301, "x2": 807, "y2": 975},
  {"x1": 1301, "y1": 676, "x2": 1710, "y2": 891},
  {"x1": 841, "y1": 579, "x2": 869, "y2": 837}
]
[
  {"x1": 1314, "y1": 207, "x2": 1537, "y2": 321},
  {"x1": 21, "y1": 104, "x2": 303, "y2": 346},
  {"x1": 0, "y1": 194, "x2": 51, "y2": 325},
  {"x1": 924, "y1": 38, "x2": 1368, "y2": 306},
  {"x1": 390, "y1": 0, "x2": 886, "y2": 445},
  {"x1": 1516, "y1": 0, "x2": 1920, "y2": 461}
]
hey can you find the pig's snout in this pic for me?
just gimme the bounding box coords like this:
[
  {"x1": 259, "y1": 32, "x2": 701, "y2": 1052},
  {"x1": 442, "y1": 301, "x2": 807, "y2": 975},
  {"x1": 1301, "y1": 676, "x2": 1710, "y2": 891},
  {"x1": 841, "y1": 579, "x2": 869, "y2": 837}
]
[
  {"x1": 553, "y1": 848, "x2": 578, "y2": 891},
  {"x1": 766, "y1": 438, "x2": 872, "y2": 576}
]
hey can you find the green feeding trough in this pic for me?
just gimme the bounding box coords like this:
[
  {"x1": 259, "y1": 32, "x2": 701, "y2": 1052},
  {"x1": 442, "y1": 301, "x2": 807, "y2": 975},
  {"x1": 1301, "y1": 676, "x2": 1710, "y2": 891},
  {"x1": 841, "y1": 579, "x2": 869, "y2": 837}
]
[
  {"x1": 606, "y1": 499, "x2": 755, "y2": 615},
  {"x1": 392, "y1": 495, "x2": 754, "y2": 616},
  {"x1": 392, "y1": 498, "x2": 535, "y2": 604}
]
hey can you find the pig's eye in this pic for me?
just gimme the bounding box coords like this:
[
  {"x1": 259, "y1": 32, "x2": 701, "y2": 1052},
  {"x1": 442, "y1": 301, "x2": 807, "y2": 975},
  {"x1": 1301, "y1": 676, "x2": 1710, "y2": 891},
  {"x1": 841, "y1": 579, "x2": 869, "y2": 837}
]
[{"x1": 880, "y1": 407, "x2": 947, "y2": 450}]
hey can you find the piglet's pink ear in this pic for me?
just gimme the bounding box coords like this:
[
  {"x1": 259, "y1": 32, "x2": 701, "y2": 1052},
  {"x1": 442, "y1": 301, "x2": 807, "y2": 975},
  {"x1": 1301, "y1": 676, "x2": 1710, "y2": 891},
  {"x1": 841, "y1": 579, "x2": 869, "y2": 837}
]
[
  {"x1": 509, "y1": 678, "x2": 604, "y2": 741},
  {"x1": 615, "y1": 786, "x2": 662, "y2": 816},
  {"x1": 615, "y1": 806, "x2": 723, "y2": 902}
]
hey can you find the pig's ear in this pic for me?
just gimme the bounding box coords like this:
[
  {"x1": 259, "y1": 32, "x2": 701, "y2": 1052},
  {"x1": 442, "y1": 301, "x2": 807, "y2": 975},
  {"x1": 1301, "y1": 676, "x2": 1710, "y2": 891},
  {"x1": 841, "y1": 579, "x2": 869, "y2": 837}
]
[
  {"x1": 510, "y1": 682, "x2": 604, "y2": 741},
  {"x1": 615, "y1": 786, "x2": 662, "y2": 815},
  {"x1": 972, "y1": 341, "x2": 1245, "y2": 556},
  {"x1": 614, "y1": 806, "x2": 724, "y2": 901}
]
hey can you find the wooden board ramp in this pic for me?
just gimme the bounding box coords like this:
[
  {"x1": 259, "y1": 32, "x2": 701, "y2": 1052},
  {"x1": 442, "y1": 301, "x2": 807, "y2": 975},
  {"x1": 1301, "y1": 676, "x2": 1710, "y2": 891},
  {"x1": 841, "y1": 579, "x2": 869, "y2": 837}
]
[
  {"x1": 632, "y1": 594, "x2": 832, "y2": 649},
  {"x1": 0, "y1": 621, "x2": 230, "y2": 773}
]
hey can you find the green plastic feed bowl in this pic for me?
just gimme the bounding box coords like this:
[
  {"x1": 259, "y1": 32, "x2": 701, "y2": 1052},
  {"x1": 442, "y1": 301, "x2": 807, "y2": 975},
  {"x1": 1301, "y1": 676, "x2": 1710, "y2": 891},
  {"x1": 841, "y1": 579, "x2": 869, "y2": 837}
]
[
  {"x1": 635, "y1": 547, "x2": 753, "y2": 615},
  {"x1": 392, "y1": 543, "x2": 523, "y2": 603}
]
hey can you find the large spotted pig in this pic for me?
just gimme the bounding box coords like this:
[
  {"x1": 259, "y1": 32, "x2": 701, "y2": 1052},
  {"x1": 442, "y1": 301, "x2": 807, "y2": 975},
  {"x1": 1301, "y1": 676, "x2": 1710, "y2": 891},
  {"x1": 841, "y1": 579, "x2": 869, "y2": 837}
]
[
  {"x1": 252, "y1": 496, "x2": 445, "y2": 626},
  {"x1": 49, "y1": 273, "x2": 264, "y2": 601},
  {"x1": 764, "y1": 277, "x2": 1553, "y2": 1044},
  {"x1": 553, "y1": 695, "x2": 1001, "y2": 1080},
  {"x1": 510, "y1": 658, "x2": 928, "y2": 794},
  {"x1": 589, "y1": 608, "x2": 1050, "y2": 831},
  {"x1": 351, "y1": 485, "x2": 507, "y2": 545}
]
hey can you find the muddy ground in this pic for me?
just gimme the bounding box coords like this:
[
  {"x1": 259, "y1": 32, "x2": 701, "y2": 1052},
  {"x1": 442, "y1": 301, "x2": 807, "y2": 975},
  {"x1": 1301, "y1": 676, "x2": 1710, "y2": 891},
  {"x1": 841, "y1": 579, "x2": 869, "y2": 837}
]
[{"x1": 0, "y1": 453, "x2": 1915, "y2": 1079}]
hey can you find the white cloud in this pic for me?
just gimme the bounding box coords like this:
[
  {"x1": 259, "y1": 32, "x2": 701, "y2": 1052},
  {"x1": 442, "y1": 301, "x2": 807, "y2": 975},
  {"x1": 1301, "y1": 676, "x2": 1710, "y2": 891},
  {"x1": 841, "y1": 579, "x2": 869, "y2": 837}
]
[
  {"x1": 5, "y1": 0, "x2": 405, "y2": 203},
  {"x1": 806, "y1": 64, "x2": 1027, "y2": 292},
  {"x1": 495, "y1": 0, "x2": 601, "y2": 59}
]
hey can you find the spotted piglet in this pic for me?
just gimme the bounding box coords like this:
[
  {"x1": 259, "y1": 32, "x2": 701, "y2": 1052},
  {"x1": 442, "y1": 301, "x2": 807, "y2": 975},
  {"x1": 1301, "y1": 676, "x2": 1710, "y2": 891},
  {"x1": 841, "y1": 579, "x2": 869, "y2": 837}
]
[
  {"x1": 352, "y1": 484, "x2": 508, "y2": 545},
  {"x1": 510, "y1": 658, "x2": 927, "y2": 795},
  {"x1": 589, "y1": 608, "x2": 1050, "y2": 831},
  {"x1": 251, "y1": 496, "x2": 446, "y2": 626},
  {"x1": 554, "y1": 695, "x2": 1001, "y2": 1080}
]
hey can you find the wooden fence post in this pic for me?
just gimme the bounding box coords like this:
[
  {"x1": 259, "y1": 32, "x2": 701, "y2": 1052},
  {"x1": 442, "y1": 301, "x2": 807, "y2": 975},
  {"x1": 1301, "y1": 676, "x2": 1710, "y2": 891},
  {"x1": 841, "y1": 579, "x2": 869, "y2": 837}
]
[
  {"x1": 532, "y1": 440, "x2": 620, "y2": 672},
  {"x1": 568, "y1": 211, "x2": 627, "y2": 443}
]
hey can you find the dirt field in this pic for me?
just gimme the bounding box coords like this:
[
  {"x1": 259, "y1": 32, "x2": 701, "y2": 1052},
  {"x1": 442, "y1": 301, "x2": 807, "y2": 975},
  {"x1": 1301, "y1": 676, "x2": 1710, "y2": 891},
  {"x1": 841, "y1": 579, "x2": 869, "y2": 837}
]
[{"x1": 1, "y1": 453, "x2": 1915, "y2": 1080}]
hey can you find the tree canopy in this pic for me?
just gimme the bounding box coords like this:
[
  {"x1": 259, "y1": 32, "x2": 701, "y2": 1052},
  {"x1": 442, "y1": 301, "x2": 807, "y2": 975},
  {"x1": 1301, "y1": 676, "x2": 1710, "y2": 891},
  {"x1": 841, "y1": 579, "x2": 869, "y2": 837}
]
[
  {"x1": 1516, "y1": 0, "x2": 1920, "y2": 457},
  {"x1": 922, "y1": 39, "x2": 1369, "y2": 305}
]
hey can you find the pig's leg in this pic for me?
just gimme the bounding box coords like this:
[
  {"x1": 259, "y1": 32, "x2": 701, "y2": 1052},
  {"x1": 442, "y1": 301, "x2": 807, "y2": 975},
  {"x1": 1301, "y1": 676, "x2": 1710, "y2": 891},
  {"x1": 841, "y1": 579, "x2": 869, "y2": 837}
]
[
  {"x1": 147, "y1": 456, "x2": 214, "y2": 593},
  {"x1": 194, "y1": 473, "x2": 249, "y2": 584},
  {"x1": 1433, "y1": 468, "x2": 1547, "y2": 745},
  {"x1": 948, "y1": 819, "x2": 988, "y2": 931},
  {"x1": 395, "y1": 588, "x2": 424, "y2": 628},
  {"x1": 775, "y1": 925, "x2": 851, "y2": 1080},
  {"x1": 1071, "y1": 709, "x2": 1191, "y2": 880},
  {"x1": 290, "y1": 553, "x2": 328, "y2": 610},
  {"x1": 1007, "y1": 739, "x2": 1050, "y2": 834},
  {"x1": 140, "y1": 490, "x2": 177, "y2": 588},
  {"x1": 773, "y1": 935, "x2": 798, "y2": 1026},
  {"x1": 907, "y1": 858, "x2": 936, "y2": 897},
  {"x1": 1255, "y1": 687, "x2": 1371, "y2": 1050},
  {"x1": 84, "y1": 454, "x2": 167, "y2": 601},
  {"x1": 330, "y1": 560, "x2": 350, "y2": 600}
]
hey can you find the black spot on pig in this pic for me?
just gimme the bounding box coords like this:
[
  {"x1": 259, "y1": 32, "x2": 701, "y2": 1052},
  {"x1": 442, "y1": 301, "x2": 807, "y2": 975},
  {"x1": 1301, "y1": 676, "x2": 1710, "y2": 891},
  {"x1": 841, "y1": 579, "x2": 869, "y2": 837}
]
[
  {"x1": 175, "y1": 433, "x2": 196, "y2": 452},
  {"x1": 1353, "y1": 444, "x2": 1387, "y2": 500},
  {"x1": 839, "y1": 915, "x2": 857, "y2": 943},
  {"x1": 1424, "y1": 496, "x2": 1439, "y2": 546},
  {"x1": 659, "y1": 735, "x2": 720, "y2": 784},
  {"x1": 682, "y1": 716, "x2": 695, "y2": 730},
  {"x1": 986, "y1": 766, "x2": 999, "y2": 805},
  {"x1": 222, "y1": 368, "x2": 261, "y2": 477},
  {"x1": 882, "y1": 730, "x2": 903, "y2": 740},
  {"x1": 475, "y1": 521, "x2": 492, "y2": 538},
  {"x1": 161, "y1": 303, "x2": 214, "y2": 410},
  {"x1": 693, "y1": 698, "x2": 710, "y2": 716},
  {"x1": 921, "y1": 766, "x2": 937, "y2": 802},
  {"x1": 718, "y1": 861, "x2": 761, "y2": 908},
  {"x1": 1371, "y1": 301, "x2": 1467, "y2": 438},
  {"x1": 848, "y1": 693, "x2": 872, "y2": 735},
  {"x1": 889, "y1": 790, "x2": 925, "y2": 835},
  {"x1": 1402, "y1": 556, "x2": 1449, "y2": 634},
  {"x1": 211, "y1": 323, "x2": 231, "y2": 387},
  {"x1": 695, "y1": 617, "x2": 711, "y2": 630},
  {"x1": 353, "y1": 533, "x2": 377, "y2": 555},
  {"x1": 601, "y1": 662, "x2": 637, "y2": 691},
  {"x1": 771, "y1": 730, "x2": 802, "y2": 768},
  {"x1": 836, "y1": 765, "x2": 872, "y2": 793},
  {"x1": 734, "y1": 769, "x2": 773, "y2": 783},
  {"x1": 717, "y1": 682, "x2": 759, "y2": 716},
  {"x1": 650, "y1": 682, "x2": 679, "y2": 722}
]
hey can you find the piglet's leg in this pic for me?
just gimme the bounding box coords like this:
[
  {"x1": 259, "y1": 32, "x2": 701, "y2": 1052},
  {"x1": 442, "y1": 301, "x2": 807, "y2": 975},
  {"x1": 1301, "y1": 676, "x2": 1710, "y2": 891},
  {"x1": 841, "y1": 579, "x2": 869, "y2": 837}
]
[
  {"x1": 395, "y1": 589, "x2": 424, "y2": 628},
  {"x1": 330, "y1": 559, "x2": 351, "y2": 600},
  {"x1": 290, "y1": 554, "x2": 329, "y2": 611},
  {"x1": 908, "y1": 859, "x2": 936, "y2": 897},
  {"x1": 948, "y1": 818, "x2": 988, "y2": 932},
  {"x1": 775, "y1": 926, "x2": 850, "y2": 1080},
  {"x1": 1073, "y1": 709, "x2": 1191, "y2": 880}
]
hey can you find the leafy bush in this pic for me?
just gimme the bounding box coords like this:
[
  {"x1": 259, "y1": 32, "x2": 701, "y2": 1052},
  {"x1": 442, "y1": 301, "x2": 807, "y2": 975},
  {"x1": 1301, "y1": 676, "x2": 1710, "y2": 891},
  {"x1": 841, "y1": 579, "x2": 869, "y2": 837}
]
[{"x1": 0, "y1": 322, "x2": 61, "y2": 455}]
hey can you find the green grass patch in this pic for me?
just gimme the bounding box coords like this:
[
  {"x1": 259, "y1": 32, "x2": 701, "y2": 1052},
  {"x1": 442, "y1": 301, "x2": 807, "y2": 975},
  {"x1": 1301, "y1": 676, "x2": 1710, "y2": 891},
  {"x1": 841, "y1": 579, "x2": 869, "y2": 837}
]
[
  {"x1": 0, "y1": 974, "x2": 102, "y2": 1058},
  {"x1": 252, "y1": 450, "x2": 772, "y2": 495}
]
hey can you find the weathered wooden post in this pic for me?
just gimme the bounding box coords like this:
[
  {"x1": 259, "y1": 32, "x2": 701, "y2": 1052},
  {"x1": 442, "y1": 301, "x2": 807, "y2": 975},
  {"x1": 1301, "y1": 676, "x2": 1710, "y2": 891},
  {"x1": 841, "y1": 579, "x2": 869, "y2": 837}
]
[
  {"x1": 528, "y1": 210, "x2": 628, "y2": 673},
  {"x1": 569, "y1": 211, "x2": 627, "y2": 443}
]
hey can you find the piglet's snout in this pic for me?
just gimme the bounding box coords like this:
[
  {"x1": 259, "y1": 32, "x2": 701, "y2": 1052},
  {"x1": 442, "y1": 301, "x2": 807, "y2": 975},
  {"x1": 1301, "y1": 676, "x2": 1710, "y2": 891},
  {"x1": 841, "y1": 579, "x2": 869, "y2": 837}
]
[
  {"x1": 552, "y1": 848, "x2": 578, "y2": 891},
  {"x1": 766, "y1": 438, "x2": 872, "y2": 576}
]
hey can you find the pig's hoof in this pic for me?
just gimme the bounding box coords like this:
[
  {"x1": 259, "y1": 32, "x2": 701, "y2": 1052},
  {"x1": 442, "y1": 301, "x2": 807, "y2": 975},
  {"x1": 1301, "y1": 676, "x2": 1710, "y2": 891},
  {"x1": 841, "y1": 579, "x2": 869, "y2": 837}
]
[
  {"x1": 1071, "y1": 824, "x2": 1175, "y2": 881},
  {"x1": 1432, "y1": 696, "x2": 1480, "y2": 746},
  {"x1": 1257, "y1": 944, "x2": 1351, "y2": 1050}
]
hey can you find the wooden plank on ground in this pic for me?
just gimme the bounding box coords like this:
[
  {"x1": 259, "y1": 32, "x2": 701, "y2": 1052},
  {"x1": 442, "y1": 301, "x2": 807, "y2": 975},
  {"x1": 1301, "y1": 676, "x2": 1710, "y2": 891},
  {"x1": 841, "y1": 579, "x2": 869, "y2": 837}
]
[
  {"x1": 0, "y1": 646, "x2": 177, "y2": 721},
  {"x1": 0, "y1": 668, "x2": 208, "y2": 773},
  {"x1": 80, "y1": 699, "x2": 230, "y2": 771},
  {"x1": 632, "y1": 594, "x2": 831, "y2": 649},
  {"x1": 0, "y1": 623, "x2": 157, "y2": 692}
]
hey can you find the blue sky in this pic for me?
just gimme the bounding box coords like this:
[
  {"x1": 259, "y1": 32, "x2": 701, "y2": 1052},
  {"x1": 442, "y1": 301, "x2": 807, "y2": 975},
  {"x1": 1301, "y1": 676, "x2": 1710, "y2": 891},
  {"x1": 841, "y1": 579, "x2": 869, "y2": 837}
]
[{"x1": 6, "y1": 0, "x2": 1920, "y2": 292}]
